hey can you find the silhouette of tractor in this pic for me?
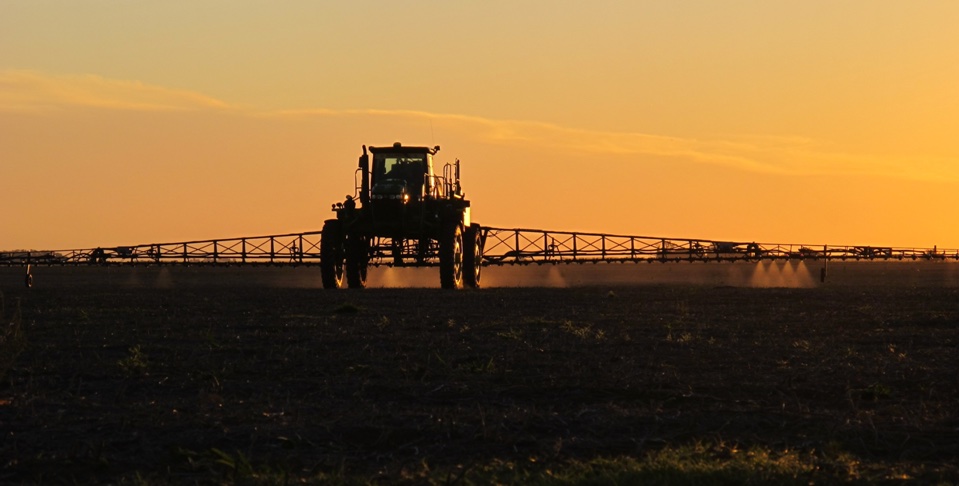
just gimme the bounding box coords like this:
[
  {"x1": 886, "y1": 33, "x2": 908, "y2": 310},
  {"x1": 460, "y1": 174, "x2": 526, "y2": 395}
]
[{"x1": 321, "y1": 143, "x2": 483, "y2": 289}]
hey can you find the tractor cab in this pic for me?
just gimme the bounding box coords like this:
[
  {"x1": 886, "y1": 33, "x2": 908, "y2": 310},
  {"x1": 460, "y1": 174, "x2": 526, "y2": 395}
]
[{"x1": 370, "y1": 143, "x2": 440, "y2": 202}]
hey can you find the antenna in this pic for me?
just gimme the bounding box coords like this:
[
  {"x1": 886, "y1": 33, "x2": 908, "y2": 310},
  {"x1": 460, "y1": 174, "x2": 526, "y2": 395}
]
[{"x1": 430, "y1": 119, "x2": 435, "y2": 147}]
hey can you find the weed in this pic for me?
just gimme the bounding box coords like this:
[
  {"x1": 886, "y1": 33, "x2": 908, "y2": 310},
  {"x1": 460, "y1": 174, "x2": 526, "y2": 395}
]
[
  {"x1": 118, "y1": 345, "x2": 149, "y2": 376},
  {"x1": 496, "y1": 327, "x2": 525, "y2": 341},
  {"x1": 203, "y1": 323, "x2": 220, "y2": 349},
  {"x1": 333, "y1": 302, "x2": 361, "y2": 314},
  {"x1": 168, "y1": 448, "x2": 291, "y2": 484},
  {"x1": 522, "y1": 316, "x2": 554, "y2": 326},
  {"x1": 458, "y1": 356, "x2": 496, "y2": 374},
  {"x1": 850, "y1": 383, "x2": 893, "y2": 401},
  {"x1": 432, "y1": 351, "x2": 449, "y2": 368},
  {"x1": 561, "y1": 320, "x2": 605, "y2": 341},
  {"x1": 376, "y1": 315, "x2": 390, "y2": 330},
  {"x1": 456, "y1": 442, "x2": 821, "y2": 485},
  {"x1": 615, "y1": 442, "x2": 817, "y2": 484},
  {"x1": 888, "y1": 343, "x2": 908, "y2": 361},
  {"x1": 792, "y1": 339, "x2": 811, "y2": 351},
  {"x1": 211, "y1": 448, "x2": 256, "y2": 480},
  {"x1": 0, "y1": 292, "x2": 26, "y2": 380},
  {"x1": 346, "y1": 364, "x2": 371, "y2": 375}
]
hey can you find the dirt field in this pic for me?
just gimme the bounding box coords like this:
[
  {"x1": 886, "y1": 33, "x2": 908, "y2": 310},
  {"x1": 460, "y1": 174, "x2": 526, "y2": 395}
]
[{"x1": 1, "y1": 265, "x2": 958, "y2": 483}]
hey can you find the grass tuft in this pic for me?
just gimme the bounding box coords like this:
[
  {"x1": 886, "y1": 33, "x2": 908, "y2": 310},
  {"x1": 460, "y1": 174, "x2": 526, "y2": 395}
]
[
  {"x1": 333, "y1": 302, "x2": 362, "y2": 314},
  {"x1": 455, "y1": 443, "x2": 822, "y2": 485},
  {"x1": 561, "y1": 320, "x2": 605, "y2": 341},
  {"x1": 118, "y1": 345, "x2": 149, "y2": 376}
]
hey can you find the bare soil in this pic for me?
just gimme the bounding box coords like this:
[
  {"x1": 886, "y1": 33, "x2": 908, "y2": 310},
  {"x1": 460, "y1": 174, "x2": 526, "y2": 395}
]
[{"x1": 1, "y1": 267, "x2": 958, "y2": 483}]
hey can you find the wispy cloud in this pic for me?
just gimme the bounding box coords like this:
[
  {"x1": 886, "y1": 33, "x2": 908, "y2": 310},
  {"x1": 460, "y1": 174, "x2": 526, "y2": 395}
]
[
  {"x1": 4, "y1": 70, "x2": 956, "y2": 183},
  {"x1": 277, "y1": 108, "x2": 959, "y2": 183},
  {"x1": 0, "y1": 70, "x2": 230, "y2": 112}
]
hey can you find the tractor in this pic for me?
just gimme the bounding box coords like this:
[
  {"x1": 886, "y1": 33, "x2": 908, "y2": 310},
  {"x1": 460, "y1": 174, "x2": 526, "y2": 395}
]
[{"x1": 321, "y1": 143, "x2": 483, "y2": 289}]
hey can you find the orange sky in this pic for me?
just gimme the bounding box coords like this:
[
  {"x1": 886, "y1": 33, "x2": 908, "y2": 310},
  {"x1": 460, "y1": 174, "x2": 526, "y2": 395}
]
[{"x1": 2, "y1": 2, "x2": 958, "y2": 250}]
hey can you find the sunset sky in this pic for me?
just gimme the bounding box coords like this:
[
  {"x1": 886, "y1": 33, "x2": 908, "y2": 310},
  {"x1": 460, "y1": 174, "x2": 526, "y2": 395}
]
[{"x1": 3, "y1": 1, "x2": 958, "y2": 250}]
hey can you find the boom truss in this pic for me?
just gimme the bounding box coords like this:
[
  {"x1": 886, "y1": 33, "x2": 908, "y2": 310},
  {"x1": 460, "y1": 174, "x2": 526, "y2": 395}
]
[
  {"x1": 3, "y1": 227, "x2": 958, "y2": 266},
  {"x1": 480, "y1": 228, "x2": 958, "y2": 264}
]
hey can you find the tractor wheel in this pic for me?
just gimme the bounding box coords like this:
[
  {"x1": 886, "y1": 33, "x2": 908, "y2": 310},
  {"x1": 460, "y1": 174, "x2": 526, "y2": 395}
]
[
  {"x1": 346, "y1": 234, "x2": 369, "y2": 289},
  {"x1": 439, "y1": 223, "x2": 464, "y2": 289},
  {"x1": 320, "y1": 219, "x2": 344, "y2": 289},
  {"x1": 464, "y1": 223, "x2": 483, "y2": 288}
]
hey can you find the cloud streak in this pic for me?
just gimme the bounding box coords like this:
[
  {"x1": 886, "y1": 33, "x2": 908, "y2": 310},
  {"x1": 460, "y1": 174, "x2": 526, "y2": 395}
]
[
  {"x1": 276, "y1": 107, "x2": 959, "y2": 182},
  {"x1": 4, "y1": 70, "x2": 957, "y2": 183},
  {"x1": 0, "y1": 70, "x2": 229, "y2": 112}
]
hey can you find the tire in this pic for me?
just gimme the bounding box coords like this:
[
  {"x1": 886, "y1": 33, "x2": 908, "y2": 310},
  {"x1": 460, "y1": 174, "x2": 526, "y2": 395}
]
[
  {"x1": 439, "y1": 223, "x2": 464, "y2": 289},
  {"x1": 346, "y1": 234, "x2": 369, "y2": 289},
  {"x1": 464, "y1": 223, "x2": 483, "y2": 288},
  {"x1": 320, "y1": 219, "x2": 344, "y2": 289}
]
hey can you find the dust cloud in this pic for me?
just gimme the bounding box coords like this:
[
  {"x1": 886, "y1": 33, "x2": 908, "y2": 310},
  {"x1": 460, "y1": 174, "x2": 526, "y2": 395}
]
[
  {"x1": 365, "y1": 267, "x2": 438, "y2": 288},
  {"x1": 481, "y1": 261, "x2": 817, "y2": 288},
  {"x1": 748, "y1": 261, "x2": 816, "y2": 288},
  {"x1": 9, "y1": 260, "x2": 959, "y2": 290},
  {"x1": 546, "y1": 266, "x2": 568, "y2": 287},
  {"x1": 155, "y1": 267, "x2": 174, "y2": 288}
]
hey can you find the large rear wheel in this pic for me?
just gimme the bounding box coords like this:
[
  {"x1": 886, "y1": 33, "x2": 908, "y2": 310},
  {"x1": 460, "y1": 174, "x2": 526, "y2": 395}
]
[
  {"x1": 320, "y1": 219, "x2": 344, "y2": 289},
  {"x1": 439, "y1": 223, "x2": 464, "y2": 289},
  {"x1": 464, "y1": 223, "x2": 483, "y2": 288},
  {"x1": 346, "y1": 234, "x2": 369, "y2": 289}
]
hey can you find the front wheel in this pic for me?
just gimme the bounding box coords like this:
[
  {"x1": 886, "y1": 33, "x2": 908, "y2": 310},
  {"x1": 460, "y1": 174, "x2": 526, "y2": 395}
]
[
  {"x1": 320, "y1": 219, "x2": 344, "y2": 289},
  {"x1": 464, "y1": 224, "x2": 483, "y2": 288},
  {"x1": 439, "y1": 223, "x2": 464, "y2": 289},
  {"x1": 346, "y1": 234, "x2": 369, "y2": 289}
]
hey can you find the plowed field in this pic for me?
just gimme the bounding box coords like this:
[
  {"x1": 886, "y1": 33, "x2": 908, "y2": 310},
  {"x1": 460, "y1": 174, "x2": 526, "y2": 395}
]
[{"x1": 1, "y1": 266, "x2": 958, "y2": 483}]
